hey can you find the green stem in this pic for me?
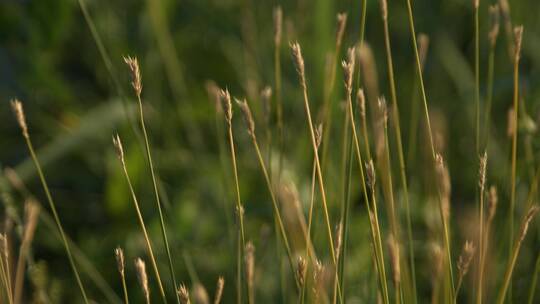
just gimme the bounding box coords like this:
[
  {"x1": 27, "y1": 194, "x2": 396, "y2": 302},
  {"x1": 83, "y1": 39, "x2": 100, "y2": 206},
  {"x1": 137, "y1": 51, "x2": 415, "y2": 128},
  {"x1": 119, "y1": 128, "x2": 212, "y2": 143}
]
[
  {"x1": 404, "y1": 0, "x2": 455, "y2": 298},
  {"x1": 380, "y1": 6, "x2": 416, "y2": 301},
  {"x1": 24, "y1": 137, "x2": 89, "y2": 304},
  {"x1": 119, "y1": 153, "x2": 167, "y2": 303},
  {"x1": 136, "y1": 94, "x2": 179, "y2": 304}
]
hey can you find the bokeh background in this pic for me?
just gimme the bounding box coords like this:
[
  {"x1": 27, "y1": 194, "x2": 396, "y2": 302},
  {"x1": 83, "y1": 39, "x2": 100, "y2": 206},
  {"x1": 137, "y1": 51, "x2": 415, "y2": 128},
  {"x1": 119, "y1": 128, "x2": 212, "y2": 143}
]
[{"x1": 1, "y1": 0, "x2": 540, "y2": 303}]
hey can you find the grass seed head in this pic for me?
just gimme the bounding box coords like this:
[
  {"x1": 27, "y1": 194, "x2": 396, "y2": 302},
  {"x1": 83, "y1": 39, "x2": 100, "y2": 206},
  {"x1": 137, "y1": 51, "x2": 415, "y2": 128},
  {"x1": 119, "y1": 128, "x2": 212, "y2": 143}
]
[
  {"x1": 214, "y1": 277, "x2": 224, "y2": 304},
  {"x1": 178, "y1": 283, "x2": 191, "y2": 304},
  {"x1": 235, "y1": 98, "x2": 255, "y2": 137},
  {"x1": 297, "y1": 256, "x2": 307, "y2": 287},
  {"x1": 193, "y1": 283, "x2": 209, "y2": 304},
  {"x1": 366, "y1": 159, "x2": 376, "y2": 191},
  {"x1": 11, "y1": 99, "x2": 29, "y2": 139},
  {"x1": 336, "y1": 13, "x2": 347, "y2": 46},
  {"x1": 291, "y1": 42, "x2": 306, "y2": 85},
  {"x1": 219, "y1": 89, "x2": 233, "y2": 125},
  {"x1": 488, "y1": 186, "x2": 498, "y2": 222},
  {"x1": 123, "y1": 56, "x2": 142, "y2": 97},
  {"x1": 134, "y1": 258, "x2": 149, "y2": 302},
  {"x1": 245, "y1": 242, "x2": 255, "y2": 292},
  {"x1": 114, "y1": 247, "x2": 125, "y2": 276},
  {"x1": 514, "y1": 26, "x2": 524, "y2": 62},
  {"x1": 273, "y1": 6, "x2": 282, "y2": 46},
  {"x1": 379, "y1": 0, "x2": 388, "y2": 20},
  {"x1": 357, "y1": 89, "x2": 366, "y2": 118},
  {"x1": 112, "y1": 134, "x2": 126, "y2": 165},
  {"x1": 457, "y1": 241, "x2": 476, "y2": 278},
  {"x1": 387, "y1": 234, "x2": 401, "y2": 284},
  {"x1": 489, "y1": 5, "x2": 501, "y2": 47},
  {"x1": 519, "y1": 205, "x2": 539, "y2": 243},
  {"x1": 342, "y1": 47, "x2": 356, "y2": 94},
  {"x1": 479, "y1": 152, "x2": 487, "y2": 191},
  {"x1": 418, "y1": 33, "x2": 430, "y2": 69}
]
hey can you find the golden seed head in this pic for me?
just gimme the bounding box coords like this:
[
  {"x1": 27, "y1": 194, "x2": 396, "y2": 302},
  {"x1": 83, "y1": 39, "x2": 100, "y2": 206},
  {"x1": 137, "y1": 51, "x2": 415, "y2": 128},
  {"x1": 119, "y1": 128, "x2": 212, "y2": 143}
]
[
  {"x1": 342, "y1": 47, "x2": 356, "y2": 94},
  {"x1": 291, "y1": 42, "x2": 305, "y2": 84},
  {"x1": 214, "y1": 277, "x2": 225, "y2": 304},
  {"x1": 479, "y1": 152, "x2": 487, "y2": 190},
  {"x1": 114, "y1": 247, "x2": 125, "y2": 276},
  {"x1": 379, "y1": 0, "x2": 388, "y2": 20},
  {"x1": 235, "y1": 98, "x2": 256, "y2": 137},
  {"x1": 0, "y1": 234, "x2": 6, "y2": 259},
  {"x1": 273, "y1": 6, "x2": 282, "y2": 46},
  {"x1": 430, "y1": 243, "x2": 444, "y2": 279},
  {"x1": 219, "y1": 89, "x2": 233, "y2": 125},
  {"x1": 245, "y1": 242, "x2": 255, "y2": 291},
  {"x1": 123, "y1": 56, "x2": 142, "y2": 96},
  {"x1": 507, "y1": 107, "x2": 516, "y2": 138},
  {"x1": 473, "y1": 0, "x2": 480, "y2": 9},
  {"x1": 10, "y1": 99, "x2": 29, "y2": 139},
  {"x1": 112, "y1": 134, "x2": 125, "y2": 164},
  {"x1": 488, "y1": 5, "x2": 500, "y2": 47},
  {"x1": 418, "y1": 33, "x2": 430, "y2": 69},
  {"x1": 297, "y1": 256, "x2": 307, "y2": 287},
  {"x1": 514, "y1": 26, "x2": 524, "y2": 62},
  {"x1": 134, "y1": 258, "x2": 149, "y2": 302},
  {"x1": 22, "y1": 199, "x2": 40, "y2": 246},
  {"x1": 377, "y1": 96, "x2": 388, "y2": 126},
  {"x1": 387, "y1": 234, "x2": 401, "y2": 284},
  {"x1": 178, "y1": 283, "x2": 191, "y2": 304},
  {"x1": 366, "y1": 159, "x2": 376, "y2": 190},
  {"x1": 357, "y1": 89, "x2": 366, "y2": 118},
  {"x1": 457, "y1": 241, "x2": 476, "y2": 278},
  {"x1": 4, "y1": 167, "x2": 24, "y2": 192},
  {"x1": 519, "y1": 205, "x2": 539, "y2": 243},
  {"x1": 315, "y1": 123, "x2": 323, "y2": 149},
  {"x1": 260, "y1": 86, "x2": 272, "y2": 121},
  {"x1": 488, "y1": 185, "x2": 498, "y2": 222},
  {"x1": 336, "y1": 13, "x2": 347, "y2": 46},
  {"x1": 193, "y1": 283, "x2": 209, "y2": 304},
  {"x1": 335, "y1": 222, "x2": 343, "y2": 260},
  {"x1": 436, "y1": 153, "x2": 451, "y2": 219}
]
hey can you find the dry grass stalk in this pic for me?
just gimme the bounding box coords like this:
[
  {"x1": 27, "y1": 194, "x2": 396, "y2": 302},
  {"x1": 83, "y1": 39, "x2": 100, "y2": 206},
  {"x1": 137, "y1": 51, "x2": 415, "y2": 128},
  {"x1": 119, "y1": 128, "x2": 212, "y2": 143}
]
[
  {"x1": 135, "y1": 258, "x2": 150, "y2": 304},
  {"x1": 291, "y1": 41, "x2": 342, "y2": 301},
  {"x1": 14, "y1": 200, "x2": 40, "y2": 304},
  {"x1": 214, "y1": 277, "x2": 224, "y2": 304},
  {"x1": 497, "y1": 206, "x2": 539, "y2": 304},
  {"x1": 507, "y1": 107, "x2": 515, "y2": 138},
  {"x1": 10, "y1": 99, "x2": 89, "y2": 304},
  {"x1": 178, "y1": 284, "x2": 191, "y2": 304},
  {"x1": 123, "y1": 55, "x2": 178, "y2": 302},
  {"x1": 477, "y1": 152, "x2": 487, "y2": 303},
  {"x1": 0, "y1": 234, "x2": 13, "y2": 304},
  {"x1": 113, "y1": 134, "x2": 166, "y2": 301},
  {"x1": 508, "y1": 26, "x2": 523, "y2": 297},
  {"x1": 219, "y1": 88, "x2": 246, "y2": 304},
  {"x1": 114, "y1": 247, "x2": 129, "y2": 304},
  {"x1": 456, "y1": 241, "x2": 476, "y2": 296}
]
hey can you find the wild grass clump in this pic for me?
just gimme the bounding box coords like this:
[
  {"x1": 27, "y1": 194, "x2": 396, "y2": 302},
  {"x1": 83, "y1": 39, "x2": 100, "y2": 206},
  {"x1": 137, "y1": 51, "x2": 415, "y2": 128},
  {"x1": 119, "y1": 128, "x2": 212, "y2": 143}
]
[{"x1": 1, "y1": 0, "x2": 540, "y2": 303}]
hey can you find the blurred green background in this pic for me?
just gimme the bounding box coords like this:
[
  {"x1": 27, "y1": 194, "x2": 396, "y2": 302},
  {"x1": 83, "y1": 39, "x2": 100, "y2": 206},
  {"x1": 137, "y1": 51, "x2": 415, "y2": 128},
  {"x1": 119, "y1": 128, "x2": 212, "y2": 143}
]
[{"x1": 1, "y1": 0, "x2": 540, "y2": 303}]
